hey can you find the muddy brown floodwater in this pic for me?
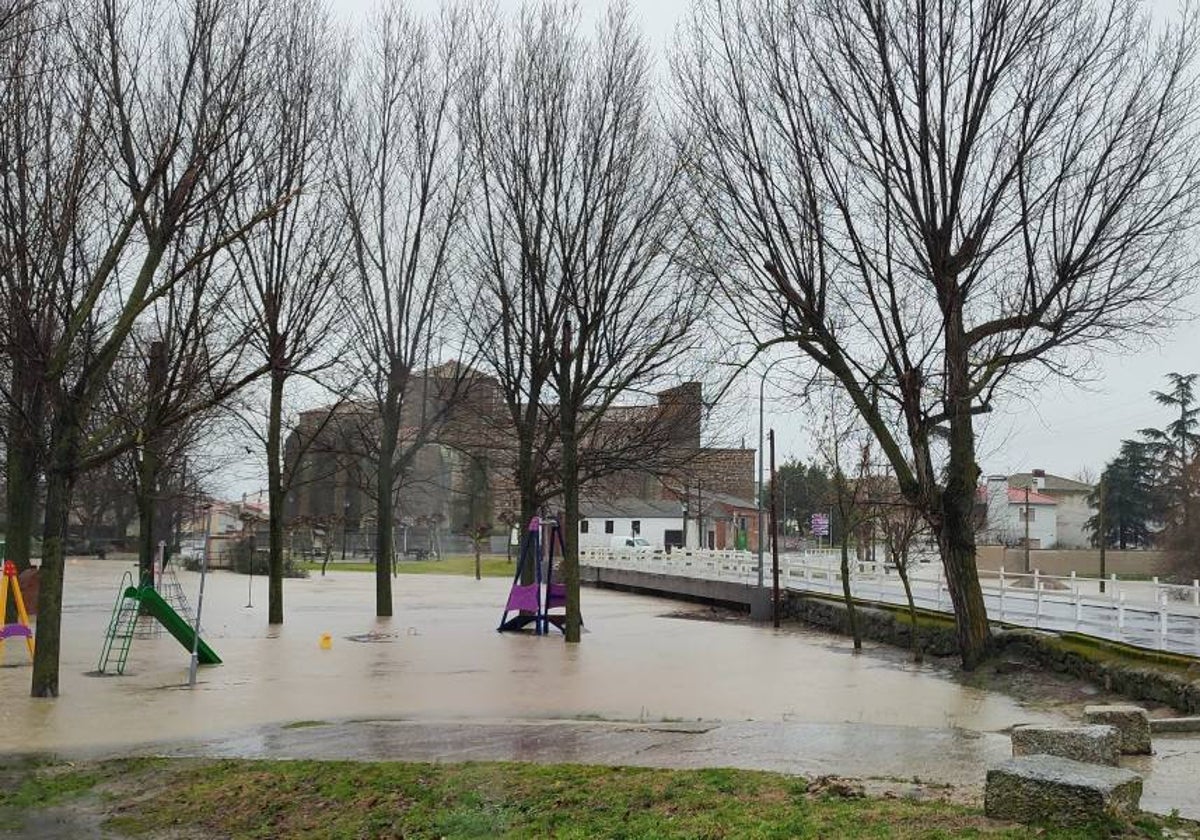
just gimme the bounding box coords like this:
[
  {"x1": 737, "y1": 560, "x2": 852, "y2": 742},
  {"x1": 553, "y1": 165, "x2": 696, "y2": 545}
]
[{"x1": 1, "y1": 559, "x2": 1197, "y2": 818}]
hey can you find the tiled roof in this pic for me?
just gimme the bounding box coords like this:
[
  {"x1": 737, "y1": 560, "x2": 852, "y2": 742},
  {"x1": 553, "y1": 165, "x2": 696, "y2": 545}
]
[
  {"x1": 977, "y1": 485, "x2": 1057, "y2": 506},
  {"x1": 580, "y1": 498, "x2": 683, "y2": 519},
  {"x1": 1008, "y1": 472, "x2": 1093, "y2": 493}
]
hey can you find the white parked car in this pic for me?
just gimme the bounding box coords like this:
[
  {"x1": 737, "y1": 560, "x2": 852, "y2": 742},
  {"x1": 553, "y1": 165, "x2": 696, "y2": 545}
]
[
  {"x1": 177, "y1": 540, "x2": 205, "y2": 561},
  {"x1": 610, "y1": 536, "x2": 653, "y2": 551}
]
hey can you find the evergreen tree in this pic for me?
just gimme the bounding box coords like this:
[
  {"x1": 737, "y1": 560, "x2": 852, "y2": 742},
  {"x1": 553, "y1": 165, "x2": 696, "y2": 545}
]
[
  {"x1": 1139, "y1": 372, "x2": 1200, "y2": 531},
  {"x1": 1086, "y1": 441, "x2": 1155, "y2": 549},
  {"x1": 1138, "y1": 372, "x2": 1200, "y2": 577},
  {"x1": 768, "y1": 461, "x2": 836, "y2": 540}
]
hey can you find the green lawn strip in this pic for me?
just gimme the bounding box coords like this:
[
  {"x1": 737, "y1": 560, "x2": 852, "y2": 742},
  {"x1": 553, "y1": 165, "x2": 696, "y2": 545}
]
[
  {"x1": 299, "y1": 554, "x2": 515, "y2": 578},
  {"x1": 0, "y1": 759, "x2": 102, "y2": 810},
  {"x1": 51, "y1": 759, "x2": 1181, "y2": 839}
]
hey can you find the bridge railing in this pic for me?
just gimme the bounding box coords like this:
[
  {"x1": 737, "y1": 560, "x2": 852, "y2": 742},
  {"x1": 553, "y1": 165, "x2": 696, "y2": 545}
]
[{"x1": 580, "y1": 547, "x2": 1200, "y2": 658}]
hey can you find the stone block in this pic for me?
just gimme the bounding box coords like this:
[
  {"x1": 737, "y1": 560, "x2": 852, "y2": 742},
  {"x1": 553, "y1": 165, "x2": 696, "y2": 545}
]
[
  {"x1": 1149, "y1": 716, "x2": 1200, "y2": 734},
  {"x1": 1011, "y1": 724, "x2": 1120, "y2": 766},
  {"x1": 985, "y1": 755, "x2": 1142, "y2": 826},
  {"x1": 1083, "y1": 704, "x2": 1152, "y2": 755}
]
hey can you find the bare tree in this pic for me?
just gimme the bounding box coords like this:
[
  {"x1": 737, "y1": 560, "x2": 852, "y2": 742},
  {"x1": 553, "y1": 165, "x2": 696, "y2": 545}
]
[
  {"x1": 872, "y1": 480, "x2": 928, "y2": 661},
  {"x1": 463, "y1": 3, "x2": 572, "y2": 537},
  {"x1": 94, "y1": 244, "x2": 263, "y2": 587},
  {"x1": 336, "y1": 4, "x2": 473, "y2": 618},
  {"x1": 23, "y1": 0, "x2": 286, "y2": 697},
  {"x1": 469, "y1": 3, "x2": 705, "y2": 642},
  {"x1": 816, "y1": 402, "x2": 870, "y2": 650},
  {"x1": 676, "y1": 0, "x2": 1200, "y2": 668},
  {"x1": 0, "y1": 0, "x2": 67, "y2": 572},
  {"x1": 229, "y1": 0, "x2": 345, "y2": 625}
]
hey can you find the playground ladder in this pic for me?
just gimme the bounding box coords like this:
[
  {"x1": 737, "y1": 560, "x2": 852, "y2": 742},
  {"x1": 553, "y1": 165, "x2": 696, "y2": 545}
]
[
  {"x1": 159, "y1": 564, "x2": 196, "y2": 625},
  {"x1": 136, "y1": 564, "x2": 196, "y2": 639},
  {"x1": 97, "y1": 572, "x2": 140, "y2": 675}
]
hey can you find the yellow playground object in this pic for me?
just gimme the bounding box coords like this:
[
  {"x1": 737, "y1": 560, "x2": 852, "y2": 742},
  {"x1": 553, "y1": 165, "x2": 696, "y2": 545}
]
[{"x1": 0, "y1": 561, "x2": 34, "y2": 662}]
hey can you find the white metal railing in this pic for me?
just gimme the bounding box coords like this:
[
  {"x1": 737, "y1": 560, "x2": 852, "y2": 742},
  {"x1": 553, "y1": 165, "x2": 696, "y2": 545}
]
[{"x1": 580, "y1": 548, "x2": 1200, "y2": 658}]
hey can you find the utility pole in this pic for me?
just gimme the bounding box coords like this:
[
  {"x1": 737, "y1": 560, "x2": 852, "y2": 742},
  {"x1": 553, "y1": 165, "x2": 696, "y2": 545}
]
[
  {"x1": 1098, "y1": 475, "x2": 1107, "y2": 593},
  {"x1": 769, "y1": 430, "x2": 781, "y2": 628},
  {"x1": 1024, "y1": 485, "x2": 1031, "y2": 574}
]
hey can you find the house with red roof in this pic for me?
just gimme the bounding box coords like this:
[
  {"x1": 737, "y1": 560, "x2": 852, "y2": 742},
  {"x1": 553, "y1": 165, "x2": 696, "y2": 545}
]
[{"x1": 978, "y1": 475, "x2": 1059, "y2": 548}]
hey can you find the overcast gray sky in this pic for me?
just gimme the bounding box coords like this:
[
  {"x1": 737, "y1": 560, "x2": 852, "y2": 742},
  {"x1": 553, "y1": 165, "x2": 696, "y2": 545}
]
[{"x1": 223, "y1": 0, "x2": 1198, "y2": 499}]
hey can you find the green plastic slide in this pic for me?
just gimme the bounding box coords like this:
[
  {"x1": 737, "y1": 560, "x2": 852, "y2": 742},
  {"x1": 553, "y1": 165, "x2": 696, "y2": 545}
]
[{"x1": 124, "y1": 586, "x2": 221, "y2": 665}]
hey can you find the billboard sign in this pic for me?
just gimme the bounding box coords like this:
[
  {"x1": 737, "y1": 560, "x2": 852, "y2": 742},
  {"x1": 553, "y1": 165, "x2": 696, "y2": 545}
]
[{"x1": 811, "y1": 513, "x2": 830, "y2": 536}]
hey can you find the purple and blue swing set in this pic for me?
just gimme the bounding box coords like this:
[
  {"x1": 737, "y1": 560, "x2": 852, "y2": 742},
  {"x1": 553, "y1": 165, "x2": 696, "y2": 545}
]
[{"x1": 497, "y1": 516, "x2": 573, "y2": 634}]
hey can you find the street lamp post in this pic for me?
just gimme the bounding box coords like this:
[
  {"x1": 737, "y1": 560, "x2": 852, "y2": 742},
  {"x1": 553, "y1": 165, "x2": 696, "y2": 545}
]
[
  {"x1": 189, "y1": 503, "x2": 212, "y2": 688},
  {"x1": 1024, "y1": 485, "x2": 1031, "y2": 574},
  {"x1": 757, "y1": 357, "x2": 797, "y2": 587},
  {"x1": 341, "y1": 500, "x2": 351, "y2": 564}
]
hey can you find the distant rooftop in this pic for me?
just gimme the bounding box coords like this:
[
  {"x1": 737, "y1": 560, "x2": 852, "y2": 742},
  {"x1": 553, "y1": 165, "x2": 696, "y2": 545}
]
[
  {"x1": 580, "y1": 497, "x2": 683, "y2": 519},
  {"x1": 1008, "y1": 472, "x2": 1093, "y2": 493},
  {"x1": 977, "y1": 485, "x2": 1057, "y2": 506}
]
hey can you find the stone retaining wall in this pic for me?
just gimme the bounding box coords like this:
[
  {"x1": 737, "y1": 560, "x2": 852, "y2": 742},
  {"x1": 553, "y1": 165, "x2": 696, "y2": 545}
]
[
  {"x1": 781, "y1": 593, "x2": 961, "y2": 657},
  {"x1": 997, "y1": 630, "x2": 1200, "y2": 715},
  {"x1": 785, "y1": 594, "x2": 1200, "y2": 714}
]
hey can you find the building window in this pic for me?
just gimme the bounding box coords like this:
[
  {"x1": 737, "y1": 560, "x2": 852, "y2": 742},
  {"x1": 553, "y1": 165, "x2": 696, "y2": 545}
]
[
  {"x1": 605, "y1": 520, "x2": 614, "y2": 534},
  {"x1": 1020, "y1": 507, "x2": 1036, "y2": 522},
  {"x1": 580, "y1": 520, "x2": 589, "y2": 534},
  {"x1": 631, "y1": 520, "x2": 641, "y2": 535}
]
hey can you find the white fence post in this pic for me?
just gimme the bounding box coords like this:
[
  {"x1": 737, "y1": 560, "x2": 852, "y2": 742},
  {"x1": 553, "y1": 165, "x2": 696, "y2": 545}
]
[
  {"x1": 1159, "y1": 592, "x2": 1169, "y2": 650},
  {"x1": 998, "y1": 567, "x2": 1006, "y2": 621},
  {"x1": 1035, "y1": 579, "x2": 1043, "y2": 629},
  {"x1": 1117, "y1": 592, "x2": 1126, "y2": 636},
  {"x1": 1193, "y1": 580, "x2": 1199, "y2": 608},
  {"x1": 1073, "y1": 586, "x2": 1082, "y2": 631},
  {"x1": 936, "y1": 577, "x2": 944, "y2": 612}
]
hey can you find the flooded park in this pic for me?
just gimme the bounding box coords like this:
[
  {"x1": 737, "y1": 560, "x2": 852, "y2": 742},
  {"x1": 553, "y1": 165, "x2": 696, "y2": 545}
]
[{"x1": 1, "y1": 558, "x2": 1198, "y2": 819}]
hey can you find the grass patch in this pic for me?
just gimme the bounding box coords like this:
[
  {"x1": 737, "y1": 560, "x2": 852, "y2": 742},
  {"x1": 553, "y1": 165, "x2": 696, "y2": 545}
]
[
  {"x1": 0, "y1": 756, "x2": 159, "y2": 811},
  {"x1": 0, "y1": 758, "x2": 1173, "y2": 840},
  {"x1": 299, "y1": 554, "x2": 514, "y2": 579},
  {"x1": 0, "y1": 762, "x2": 101, "y2": 810}
]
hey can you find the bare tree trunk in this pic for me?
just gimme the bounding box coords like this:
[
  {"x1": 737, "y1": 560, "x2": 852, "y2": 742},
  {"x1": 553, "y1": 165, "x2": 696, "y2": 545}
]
[
  {"x1": 561, "y1": 400, "x2": 581, "y2": 643},
  {"x1": 267, "y1": 367, "x2": 285, "y2": 625},
  {"x1": 936, "y1": 516, "x2": 990, "y2": 670},
  {"x1": 31, "y1": 415, "x2": 79, "y2": 697},
  {"x1": 375, "y1": 402, "x2": 398, "y2": 618},
  {"x1": 839, "y1": 529, "x2": 861, "y2": 651},
  {"x1": 940, "y1": 320, "x2": 992, "y2": 670},
  {"x1": 896, "y1": 562, "x2": 922, "y2": 663},
  {"x1": 136, "y1": 447, "x2": 160, "y2": 587}
]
